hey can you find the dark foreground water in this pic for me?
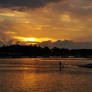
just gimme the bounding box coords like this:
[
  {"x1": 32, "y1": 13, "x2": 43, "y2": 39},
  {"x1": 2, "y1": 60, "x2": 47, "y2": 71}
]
[{"x1": 0, "y1": 58, "x2": 92, "y2": 92}]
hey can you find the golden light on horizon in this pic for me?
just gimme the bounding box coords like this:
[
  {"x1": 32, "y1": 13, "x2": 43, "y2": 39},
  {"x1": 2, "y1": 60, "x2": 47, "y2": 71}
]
[
  {"x1": 13, "y1": 36, "x2": 55, "y2": 42},
  {"x1": 13, "y1": 36, "x2": 38, "y2": 42},
  {"x1": 23, "y1": 38, "x2": 37, "y2": 42}
]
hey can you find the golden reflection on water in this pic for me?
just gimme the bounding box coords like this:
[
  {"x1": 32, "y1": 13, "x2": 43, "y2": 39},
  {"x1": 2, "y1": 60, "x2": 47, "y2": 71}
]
[
  {"x1": 0, "y1": 58, "x2": 92, "y2": 92},
  {"x1": 0, "y1": 70, "x2": 92, "y2": 92},
  {"x1": 21, "y1": 71, "x2": 92, "y2": 92}
]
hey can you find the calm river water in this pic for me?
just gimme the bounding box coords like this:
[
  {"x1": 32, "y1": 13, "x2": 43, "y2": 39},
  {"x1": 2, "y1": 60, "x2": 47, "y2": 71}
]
[{"x1": 0, "y1": 58, "x2": 92, "y2": 92}]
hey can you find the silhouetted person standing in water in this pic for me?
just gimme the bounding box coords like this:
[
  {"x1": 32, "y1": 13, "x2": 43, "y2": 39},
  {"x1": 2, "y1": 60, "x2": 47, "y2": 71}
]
[{"x1": 59, "y1": 61, "x2": 63, "y2": 71}]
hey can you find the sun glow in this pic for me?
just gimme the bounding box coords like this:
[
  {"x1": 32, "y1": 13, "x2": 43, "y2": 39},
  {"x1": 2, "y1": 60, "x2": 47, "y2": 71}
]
[
  {"x1": 23, "y1": 38, "x2": 37, "y2": 42},
  {"x1": 13, "y1": 36, "x2": 54, "y2": 43},
  {"x1": 14, "y1": 36, "x2": 37, "y2": 42}
]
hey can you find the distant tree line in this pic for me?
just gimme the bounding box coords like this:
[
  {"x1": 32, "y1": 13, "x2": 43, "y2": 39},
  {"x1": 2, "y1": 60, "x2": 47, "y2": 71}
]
[{"x1": 0, "y1": 45, "x2": 92, "y2": 58}]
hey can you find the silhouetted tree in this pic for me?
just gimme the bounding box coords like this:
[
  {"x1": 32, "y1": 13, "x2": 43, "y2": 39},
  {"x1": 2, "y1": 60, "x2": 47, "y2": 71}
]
[{"x1": 0, "y1": 45, "x2": 92, "y2": 58}]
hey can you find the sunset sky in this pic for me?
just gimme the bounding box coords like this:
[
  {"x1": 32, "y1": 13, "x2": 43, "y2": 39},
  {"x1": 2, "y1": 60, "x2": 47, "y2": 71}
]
[{"x1": 0, "y1": 0, "x2": 92, "y2": 45}]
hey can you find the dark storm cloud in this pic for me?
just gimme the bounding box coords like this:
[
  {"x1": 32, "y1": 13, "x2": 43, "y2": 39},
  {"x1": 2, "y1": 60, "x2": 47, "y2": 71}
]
[{"x1": 0, "y1": 0, "x2": 62, "y2": 10}]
